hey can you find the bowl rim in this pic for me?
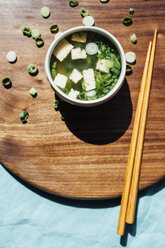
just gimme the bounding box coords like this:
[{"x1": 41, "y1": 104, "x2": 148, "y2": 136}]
[{"x1": 45, "y1": 26, "x2": 126, "y2": 106}]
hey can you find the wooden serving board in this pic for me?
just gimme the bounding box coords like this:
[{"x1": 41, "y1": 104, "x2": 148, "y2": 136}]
[{"x1": 0, "y1": 0, "x2": 165, "y2": 199}]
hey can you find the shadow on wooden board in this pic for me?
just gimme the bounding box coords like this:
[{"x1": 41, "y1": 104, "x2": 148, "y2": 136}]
[{"x1": 57, "y1": 79, "x2": 133, "y2": 145}]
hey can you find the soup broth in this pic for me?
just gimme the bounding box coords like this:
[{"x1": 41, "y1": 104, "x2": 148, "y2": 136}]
[{"x1": 50, "y1": 31, "x2": 121, "y2": 101}]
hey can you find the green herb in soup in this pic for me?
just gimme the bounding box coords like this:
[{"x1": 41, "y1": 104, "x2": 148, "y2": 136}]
[{"x1": 50, "y1": 31, "x2": 121, "y2": 101}]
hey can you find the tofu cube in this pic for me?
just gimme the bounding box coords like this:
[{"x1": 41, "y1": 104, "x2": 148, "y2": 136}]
[
  {"x1": 96, "y1": 59, "x2": 109, "y2": 73},
  {"x1": 53, "y1": 39, "x2": 74, "y2": 62},
  {"x1": 68, "y1": 89, "x2": 80, "y2": 99},
  {"x1": 69, "y1": 69, "x2": 82, "y2": 84},
  {"x1": 71, "y1": 32, "x2": 87, "y2": 43},
  {"x1": 71, "y1": 48, "x2": 87, "y2": 60},
  {"x1": 83, "y1": 69, "x2": 96, "y2": 91},
  {"x1": 53, "y1": 73, "x2": 68, "y2": 88}
]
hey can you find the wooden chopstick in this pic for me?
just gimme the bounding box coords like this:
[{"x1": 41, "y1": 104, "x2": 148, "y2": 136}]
[
  {"x1": 116, "y1": 41, "x2": 152, "y2": 236},
  {"x1": 126, "y1": 29, "x2": 157, "y2": 224},
  {"x1": 117, "y1": 29, "x2": 157, "y2": 236}
]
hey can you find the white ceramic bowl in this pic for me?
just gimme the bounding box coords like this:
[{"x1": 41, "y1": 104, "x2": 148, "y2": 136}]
[{"x1": 45, "y1": 26, "x2": 126, "y2": 107}]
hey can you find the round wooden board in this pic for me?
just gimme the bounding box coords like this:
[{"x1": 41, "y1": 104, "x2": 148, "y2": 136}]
[{"x1": 0, "y1": 0, "x2": 165, "y2": 199}]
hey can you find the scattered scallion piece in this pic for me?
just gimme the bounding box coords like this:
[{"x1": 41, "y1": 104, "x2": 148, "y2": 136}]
[
  {"x1": 2, "y1": 77, "x2": 12, "y2": 88},
  {"x1": 41, "y1": 6, "x2": 50, "y2": 18},
  {"x1": 27, "y1": 64, "x2": 38, "y2": 75},
  {"x1": 130, "y1": 33, "x2": 137, "y2": 44},
  {"x1": 35, "y1": 37, "x2": 44, "y2": 47},
  {"x1": 22, "y1": 27, "x2": 31, "y2": 37},
  {"x1": 30, "y1": 88, "x2": 37, "y2": 97},
  {"x1": 19, "y1": 110, "x2": 29, "y2": 124},
  {"x1": 6, "y1": 51, "x2": 17, "y2": 63},
  {"x1": 122, "y1": 16, "x2": 132, "y2": 26},
  {"x1": 83, "y1": 16, "x2": 95, "y2": 26},
  {"x1": 31, "y1": 29, "x2": 41, "y2": 39},
  {"x1": 69, "y1": 1, "x2": 78, "y2": 7},
  {"x1": 125, "y1": 52, "x2": 136, "y2": 64},
  {"x1": 50, "y1": 24, "x2": 59, "y2": 33},
  {"x1": 53, "y1": 99, "x2": 59, "y2": 110},
  {"x1": 80, "y1": 8, "x2": 89, "y2": 17},
  {"x1": 126, "y1": 63, "x2": 132, "y2": 75},
  {"x1": 129, "y1": 8, "x2": 134, "y2": 15}
]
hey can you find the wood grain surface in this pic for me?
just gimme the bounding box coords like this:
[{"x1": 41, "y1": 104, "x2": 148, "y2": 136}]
[{"x1": 0, "y1": 0, "x2": 165, "y2": 199}]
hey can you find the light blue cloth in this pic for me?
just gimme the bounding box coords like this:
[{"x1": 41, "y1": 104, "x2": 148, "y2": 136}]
[{"x1": 0, "y1": 164, "x2": 164, "y2": 248}]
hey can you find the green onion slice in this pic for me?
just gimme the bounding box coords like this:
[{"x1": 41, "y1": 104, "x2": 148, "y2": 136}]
[
  {"x1": 122, "y1": 16, "x2": 132, "y2": 26},
  {"x1": 41, "y1": 6, "x2": 50, "y2": 18},
  {"x1": 129, "y1": 8, "x2": 134, "y2": 15},
  {"x1": 27, "y1": 64, "x2": 38, "y2": 75},
  {"x1": 51, "y1": 61, "x2": 57, "y2": 78},
  {"x1": 52, "y1": 61, "x2": 57, "y2": 69},
  {"x1": 19, "y1": 110, "x2": 29, "y2": 123},
  {"x1": 30, "y1": 88, "x2": 37, "y2": 97},
  {"x1": 31, "y1": 29, "x2": 41, "y2": 39},
  {"x1": 85, "y1": 43, "x2": 98, "y2": 55},
  {"x1": 126, "y1": 63, "x2": 132, "y2": 75},
  {"x1": 80, "y1": 8, "x2": 89, "y2": 17},
  {"x1": 50, "y1": 24, "x2": 59, "y2": 33},
  {"x1": 35, "y1": 37, "x2": 44, "y2": 47},
  {"x1": 6, "y1": 51, "x2": 17, "y2": 63},
  {"x1": 51, "y1": 69, "x2": 56, "y2": 78},
  {"x1": 130, "y1": 33, "x2": 137, "y2": 44},
  {"x1": 2, "y1": 77, "x2": 12, "y2": 87},
  {"x1": 125, "y1": 52, "x2": 136, "y2": 64},
  {"x1": 22, "y1": 27, "x2": 31, "y2": 37},
  {"x1": 69, "y1": 1, "x2": 78, "y2": 7},
  {"x1": 83, "y1": 16, "x2": 95, "y2": 26}
]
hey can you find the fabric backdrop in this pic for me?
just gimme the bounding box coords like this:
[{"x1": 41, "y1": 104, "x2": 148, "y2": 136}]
[{"x1": 0, "y1": 164, "x2": 164, "y2": 248}]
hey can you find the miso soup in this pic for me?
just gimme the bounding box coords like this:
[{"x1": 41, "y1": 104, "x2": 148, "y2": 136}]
[{"x1": 50, "y1": 31, "x2": 121, "y2": 101}]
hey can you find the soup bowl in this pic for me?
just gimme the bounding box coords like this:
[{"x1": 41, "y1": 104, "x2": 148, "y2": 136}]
[{"x1": 45, "y1": 26, "x2": 126, "y2": 107}]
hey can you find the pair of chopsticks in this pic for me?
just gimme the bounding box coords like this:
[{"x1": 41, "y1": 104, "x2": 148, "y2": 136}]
[{"x1": 117, "y1": 29, "x2": 158, "y2": 236}]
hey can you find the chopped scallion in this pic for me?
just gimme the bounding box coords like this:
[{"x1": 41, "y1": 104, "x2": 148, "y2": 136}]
[
  {"x1": 27, "y1": 64, "x2": 38, "y2": 75},
  {"x1": 22, "y1": 27, "x2": 31, "y2": 37},
  {"x1": 51, "y1": 61, "x2": 57, "y2": 78},
  {"x1": 130, "y1": 33, "x2": 137, "y2": 44},
  {"x1": 41, "y1": 6, "x2": 50, "y2": 18},
  {"x1": 80, "y1": 8, "x2": 89, "y2": 17},
  {"x1": 85, "y1": 43, "x2": 98, "y2": 55},
  {"x1": 125, "y1": 52, "x2": 136, "y2": 64},
  {"x1": 122, "y1": 16, "x2": 132, "y2": 26},
  {"x1": 31, "y1": 29, "x2": 41, "y2": 39},
  {"x1": 83, "y1": 16, "x2": 95, "y2": 26},
  {"x1": 30, "y1": 88, "x2": 37, "y2": 97},
  {"x1": 129, "y1": 8, "x2": 134, "y2": 15},
  {"x1": 50, "y1": 24, "x2": 59, "y2": 33},
  {"x1": 126, "y1": 63, "x2": 132, "y2": 75},
  {"x1": 52, "y1": 61, "x2": 57, "y2": 69},
  {"x1": 69, "y1": 1, "x2": 78, "y2": 7},
  {"x1": 6, "y1": 51, "x2": 17, "y2": 63},
  {"x1": 19, "y1": 110, "x2": 29, "y2": 124},
  {"x1": 35, "y1": 37, "x2": 44, "y2": 47},
  {"x1": 2, "y1": 77, "x2": 12, "y2": 88}
]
